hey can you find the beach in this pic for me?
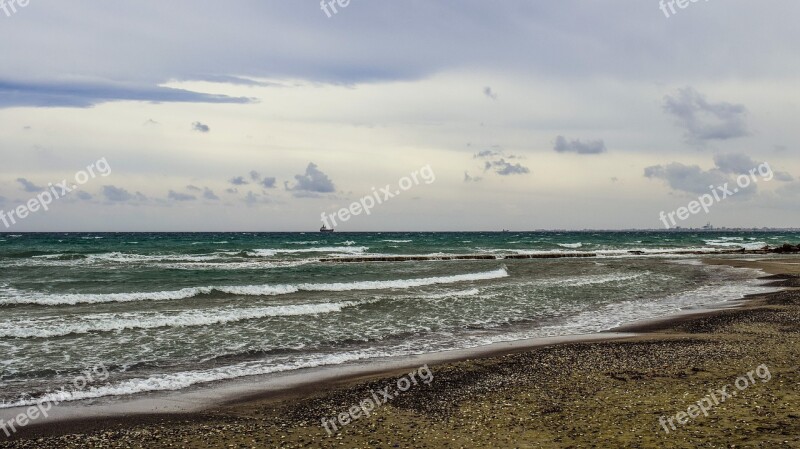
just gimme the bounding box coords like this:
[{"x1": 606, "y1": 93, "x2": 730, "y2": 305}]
[
  {"x1": 3, "y1": 1, "x2": 798, "y2": 446},
  {"x1": 1, "y1": 255, "x2": 798, "y2": 448}
]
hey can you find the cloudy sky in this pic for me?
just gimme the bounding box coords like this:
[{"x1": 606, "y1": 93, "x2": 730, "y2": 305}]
[{"x1": 1, "y1": 1, "x2": 798, "y2": 231}]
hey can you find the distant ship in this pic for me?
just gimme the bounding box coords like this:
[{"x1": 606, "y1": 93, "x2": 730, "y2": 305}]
[{"x1": 320, "y1": 225, "x2": 334, "y2": 233}]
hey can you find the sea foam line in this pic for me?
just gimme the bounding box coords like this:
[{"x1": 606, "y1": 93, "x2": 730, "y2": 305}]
[
  {"x1": 0, "y1": 351, "x2": 379, "y2": 408},
  {"x1": 0, "y1": 302, "x2": 360, "y2": 338},
  {"x1": 0, "y1": 268, "x2": 509, "y2": 306}
]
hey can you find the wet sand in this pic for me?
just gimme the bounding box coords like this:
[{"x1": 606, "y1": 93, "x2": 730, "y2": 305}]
[{"x1": 2, "y1": 257, "x2": 799, "y2": 448}]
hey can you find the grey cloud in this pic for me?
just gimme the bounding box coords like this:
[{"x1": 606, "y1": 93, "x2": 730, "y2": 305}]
[
  {"x1": 0, "y1": 79, "x2": 254, "y2": 109},
  {"x1": 203, "y1": 188, "x2": 220, "y2": 200},
  {"x1": 192, "y1": 121, "x2": 210, "y2": 133},
  {"x1": 229, "y1": 176, "x2": 249, "y2": 185},
  {"x1": 0, "y1": 1, "x2": 798, "y2": 113},
  {"x1": 102, "y1": 185, "x2": 146, "y2": 202},
  {"x1": 16, "y1": 178, "x2": 43, "y2": 192},
  {"x1": 102, "y1": 186, "x2": 131, "y2": 202},
  {"x1": 483, "y1": 86, "x2": 498, "y2": 100},
  {"x1": 9, "y1": 3, "x2": 799, "y2": 89},
  {"x1": 76, "y1": 191, "x2": 93, "y2": 200},
  {"x1": 646, "y1": 153, "x2": 792, "y2": 196},
  {"x1": 663, "y1": 87, "x2": 749, "y2": 143},
  {"x1": 464, "y1": 172, "x2": 482, "y2": 182},
  {"x1": 244, "y1": 191, "x2": 262, "y2": 206},
  {"x1": 474, "y1": 148, "x2": 529, "y2": 176},
  {"x1": 713, "y1": 153, "x2": 761, "y2": 174},
  {"x1": 474, "y1": 149, "x2": 503, "y2": 159},
  {"x1": 553, "y1": 136, "x2": 607, "y2": 155},
  {"x1": 488, "y1": 159, "x2": 530, "y2": 176},
  {"x1": 644, "y1": 163, "x2": 729, "y2": 194},
  {"x1": 247, "y1": 171, "x2": 276, "y2": 188},
  {"x1": 182, "y1": 185, "x2": 219, "y2": 199},
  {"x1": 168, "y1": 190, "x2": 196, "y2": 201},
  {"x1": 260, "y1": 177, "x2": 277, "y2": 189},
  {"x1": 287, "y1": 162, "x2": 335, "y2": 193},
  {"x1": 182, "y1": 74, "x2": 275, "y2": 87},
  {"x1": 225, "y1": 187, "x2": 239, "y2": 194},
  {"x1": 714, "y1": 153, "x2": 793, "y2": 181}
]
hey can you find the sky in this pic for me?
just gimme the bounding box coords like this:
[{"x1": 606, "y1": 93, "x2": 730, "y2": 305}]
[{"x1": 0, "y1": 0, "x2": 798, "y2": 231}]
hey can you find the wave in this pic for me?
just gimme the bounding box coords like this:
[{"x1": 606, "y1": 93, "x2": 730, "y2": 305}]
[
  {"x1": 381, "y1": 239, "x2": 413, "y2": 243},
  {"x1": 557, "y1": 243, "x2": 583, "y2": 248},
  {"x1": 0, "y1": 302, "x2": 360, "y2": 338},
  {"x1": 153, "y1": 260, "x2": 312, "y2": 270},
  {"x1": 25, "y1": 252, "x2": 225, "y2": 264},
  {"x1": 3, "y1": 251, "x2": 319, "y2": 270},
  {"x1": 251, "y1": 246, "x2": 368, "y2": 256},
  {"x1": 537, "y1": 272, "x2": 646, "y2": 288},
  {"x1": 421, "y1": 288, "x2": 480, "y2": 299},
  {"x1": 0, "y1": 351, "x2": 384, "y2": 408},
  {"x1": 8, "y1": 247, "x2": 366, "y2": 264},
  {"x1": 0, "y1": 268, "x2": 509, "y2": 306},
  {"x1": 4, "y1": 250, "x2": 57, "y2": 258},
  {"x1": 32, "y1": 252, "x2": 88, "y2": 261},
  {"x1": 704, "y1": 239, "x2": 766, "y2": 250}
]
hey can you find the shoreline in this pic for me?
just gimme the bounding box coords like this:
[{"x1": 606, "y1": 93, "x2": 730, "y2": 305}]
[
  {"x1": 2, "y1": 256, "x2": 799, "y2": 447},
  {"x1": 0, "y1": 258, "x2": 767, "y2": 430}
]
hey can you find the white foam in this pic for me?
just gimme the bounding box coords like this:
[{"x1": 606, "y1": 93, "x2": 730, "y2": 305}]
[
  {"x1": 536, "y1": 272, "x2": 646, "y2": 288},
  {"x1": 297, "y1": 267, "x2": 508, "y2": 292},
  {"x1": 10, "y1": 251, "x2": 315, "y2": 271},
  {"x1": 557, "y1": 242, "x2": 583, "y2": 248},
  {"x1": 421, "y1": 288, "x2": 480, "y2": 299},
  {"x1": 0, "y1": 268, "x2": 509, "y2": 306},
  {"x1": 86, "y1": 252, "x2": 222, "y2": 263},
  {"x1": 0, "y1": 302, "x2": 360, "y2": 338},
  {"x1": 0, "y1": 351, "x2": 381, "y2": 408},
  {"x1": 251, "y1": 246, "x2": 368, "y2": 256},
  {"x1": 704, "y1": 240, "x2": 766, "y2": 250},
  {"x1": 153, "y1": 260, "x2": 311, "y2": 271}
]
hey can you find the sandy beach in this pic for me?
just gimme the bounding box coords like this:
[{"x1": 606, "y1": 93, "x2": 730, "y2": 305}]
[
  {"x1": 3, "y1": 1, "x2": 798, "y2": 446},
  {"x1": 0, "y1": 256, "x2": 797, "y2": 448}
]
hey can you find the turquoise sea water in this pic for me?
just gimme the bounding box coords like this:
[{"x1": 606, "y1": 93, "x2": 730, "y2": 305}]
[{"x1": 0, "y1": 231, "x2": 795, "y2": 406}]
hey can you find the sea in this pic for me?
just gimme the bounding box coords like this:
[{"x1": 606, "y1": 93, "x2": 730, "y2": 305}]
[{"x1": 0, "y1": 231, "x2": 794, "y2": 408}]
